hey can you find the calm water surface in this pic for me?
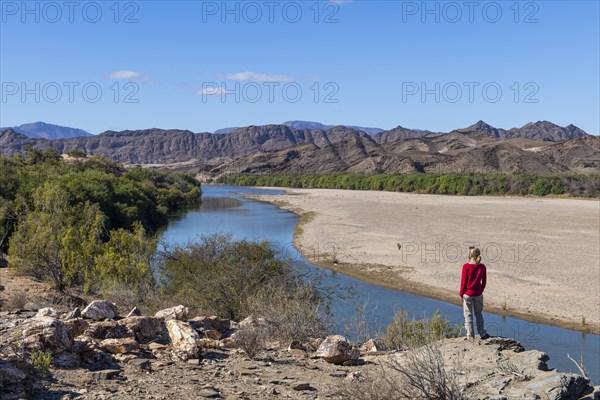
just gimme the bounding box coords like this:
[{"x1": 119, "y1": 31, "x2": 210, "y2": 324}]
[{"x1": 160, "y1": 185, "x2": 599, "y2": 383}]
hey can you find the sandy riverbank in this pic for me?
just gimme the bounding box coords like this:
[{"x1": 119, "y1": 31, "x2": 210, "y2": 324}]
[{"x1": 254, "y1": 188, "x2": 600, "y2": 334}]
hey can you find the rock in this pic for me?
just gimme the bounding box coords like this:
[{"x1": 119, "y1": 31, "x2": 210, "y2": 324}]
[
  {"x1": 127, "y1": 358, "x2": 152, "y2": 371},
  {"x1": 126, "y1": 306, "x2": 142, "y2": 317},
  {"x1": 203, "y1": 329, "x2": 222, "y2": 340},
  {"x1": 101, "y1": 337, "x2": 139, "y2": 354},
  {"x1": 507, "y1": 350, "x2": 549, "y2": 376},
  {"x1": 148, "y1": 342, "x2": 168, "y2": 351},
  {"x1": 20, "y1": 316, "x2": 72, "y2": 354},
  {"x1": 525, "y1": 371, "x2": 591, "y2": 400},
  {"x1": 155, "y1": 305, "x2": 189, "y2": 321},
  {"x1": 35, "y1": 307, "x2": 58, "y2": 318},
  {"x1": 315, "y1": 335, "x2": 359, "y2": 364},
  {"x1": 199, "y1": 338, "x2": 221, "y2": 348},
  {"x1": 239, "y1": 315, "x2": 268, "y2": 328},
  {"x1": 199, "y1": 388, "x2": 221, "y2": 398},
  {"x1": 64, "y1": 317, "x2": 89, "y2": 337},
  {"x1": 121, "y1": 316, "x2": 165, "y2": 343},
  {"x1": 81, "y1": 300, "x2": 118, "y2": 321},
  {"x1": 292, "y1": 382, "x2": 312, "y2": 391},
  {"x1": 346, "y1": 371, "x2": 363, "y2": 381},
  {"x1": 165, "y1": 319, "x2": 201, "y2": 359},
  {"x1": 61, "y1": 307, "x2": 81, "y2": 320},
  {"x1": 83, "y1": 320, "x2": 133, "y2": 340},
  {"x1": 308, "y1": 337, "x2": 325, "y2": 351},
  {"x1": 189, "y1": 316, "x2": 231, "y2": 334},
  {"x1": 0, "y1": 359, "x2": 43, "y2": 399},
  {"x1": 88, "y1": 369, "x2": 121, "y2": 380},
  {"x1": 360, "y1": 338, "x2": 383, "y2": 353}
]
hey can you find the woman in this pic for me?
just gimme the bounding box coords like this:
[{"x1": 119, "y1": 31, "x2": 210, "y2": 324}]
[{"x1": 460, "y1": 247, "x2": 489, "y2": 340}]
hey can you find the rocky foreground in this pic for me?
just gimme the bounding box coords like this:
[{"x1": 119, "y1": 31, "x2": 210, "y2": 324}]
[{"x1": 1, "y1": 301, "x2": 598, "y2": 400}]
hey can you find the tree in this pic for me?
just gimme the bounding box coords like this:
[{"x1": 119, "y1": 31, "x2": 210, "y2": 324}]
[
  {"x1": 94, "y1": 222, "x2": 157, "y2": 303},
  {"x1": 9, "y1": 184, "x2": 72, "y2": 290}
]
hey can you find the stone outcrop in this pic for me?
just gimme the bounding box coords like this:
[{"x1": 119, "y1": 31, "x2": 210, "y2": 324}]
[
  {"x1": 165, "y1": 319, "x2": 201, "y2": 359},
  {"x1": 155, "y1": 305, "x2": 189, "y2": 321},
  {"x1": 315, "y1": 335, "x2": 359, "y2": 365},
  {"x1": 19, "y1": 316, "x2": 72, "y2": 355},
  {"x1": 81, "y1": 300, "x2": 118, "y2": 321}
]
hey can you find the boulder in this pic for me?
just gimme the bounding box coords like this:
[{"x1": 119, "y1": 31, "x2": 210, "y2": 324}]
[
  {"x1": 155, "y1": 305, "x2": 189, "y2": 321},
  {"x1": 20, "y1": 316, "x2": 72, "y2": 355},
  {"x1": 165, "y1": 319, "x2": 201, "y2": 359},
  {"x1": 120, "y1": 316, "x2": 165, "y2": 343},
  {"x1": 315, "y1": 335, "x2": 359, "y2": 364},
  {"x1": 360, "y1": 339, "x2": 384, "y2": 353},
  {"x1": 81, "y1": 300, "x2": 118, "y2": 321},
  {"x1": 101, "y1": 338, "x2": 139, "y2": 354},
  {"x1": 189, "y1": 316, "x2": 231, "y2": 334},
  {"x1": 35, "y1": 307, "x2": 58, "y2": 318}
]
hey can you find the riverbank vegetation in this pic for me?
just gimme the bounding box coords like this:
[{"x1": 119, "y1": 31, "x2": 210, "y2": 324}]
[
  {"x1": 0, "y1": 147, "x2": 201, "y2": 293},
  {"x1": 217, "y1": 173, "x2": 600, "y2": 197}
]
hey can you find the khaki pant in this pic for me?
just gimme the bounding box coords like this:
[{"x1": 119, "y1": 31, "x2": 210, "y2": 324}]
[{"x1": 463, "y1": 294, "x2": 487, "y2": 338}]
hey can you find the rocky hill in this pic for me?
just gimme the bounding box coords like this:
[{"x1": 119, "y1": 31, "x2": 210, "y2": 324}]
[
  {"x1": 460, "y1": 120, "x2": 590, "y2": 142},
  {"x1": 0, "y1": 122, "x2": 597, "y2": 176}
]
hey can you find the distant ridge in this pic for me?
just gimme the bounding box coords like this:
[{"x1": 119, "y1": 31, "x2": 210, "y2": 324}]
[
  {"x1": 0, "y1": 122, "x2": 92, "y2": 140},
  {"x1": 283, "y1": 120, "x2": 385, "y2": 135}
]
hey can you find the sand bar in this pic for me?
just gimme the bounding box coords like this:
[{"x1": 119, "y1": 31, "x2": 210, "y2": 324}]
[{"x1": 255, "y1": 188, "x2": 600, "y2": 334}]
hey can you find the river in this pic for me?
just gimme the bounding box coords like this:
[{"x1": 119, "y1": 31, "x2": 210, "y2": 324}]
[{"x1": 160, "y1": 185, "x2": 599, "y2": 383}]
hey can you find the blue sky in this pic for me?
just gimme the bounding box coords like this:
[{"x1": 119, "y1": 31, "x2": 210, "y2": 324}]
[{"x1": 0, "y1": 0, "x2": 598, "y2": 134}]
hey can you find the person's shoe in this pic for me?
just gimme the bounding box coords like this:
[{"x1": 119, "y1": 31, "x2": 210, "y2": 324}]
[{"x1": 480, "y1": 333, "x2": 490, "y2": 340}]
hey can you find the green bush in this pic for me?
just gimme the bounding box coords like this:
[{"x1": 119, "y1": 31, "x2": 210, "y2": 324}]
[
  {"x1": 381, "y1": 309, "x2": 460, "y2": 350},
  {"x1": 29, "y1": 350, "x2": 52, "y2": 378}
]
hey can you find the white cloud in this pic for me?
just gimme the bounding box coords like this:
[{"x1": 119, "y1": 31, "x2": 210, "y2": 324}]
[
  {"x1": 197, "y1": 87, "x2": 234, "y2": 95},
  {"x1": 107, "y1": 70, "x2": 140, "y2": 80},
  {"x1": 223, "y1": 71, "x2": 293, "y2": 82}
]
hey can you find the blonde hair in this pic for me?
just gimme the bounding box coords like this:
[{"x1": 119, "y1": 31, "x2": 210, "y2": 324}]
[{"x1": 468, "y1": 247, "x2": 482, "y2": 264}]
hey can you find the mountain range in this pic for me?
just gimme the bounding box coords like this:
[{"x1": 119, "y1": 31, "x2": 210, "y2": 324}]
[
  {"x1": 0, "y1": 120, "x2": 596, "y2": 176},
  {"x1": 0, "y1": 122, "x2": 92, "y2": 140}
]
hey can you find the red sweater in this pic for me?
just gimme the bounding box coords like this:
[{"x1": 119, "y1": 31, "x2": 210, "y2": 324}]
[{"x1": 460, "y1": 263, "x2": 486, "y2": 297}]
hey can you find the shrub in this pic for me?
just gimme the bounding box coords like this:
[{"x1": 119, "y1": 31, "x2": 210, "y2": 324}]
[
  {"x1": 235, "y1": 326, "x2": 267, "y2": 359},
  {"x1": 381, "y1": 309, "x2": 460, "y2": 351},
  {"x1": 29, "y1": 350, "x2": 52, "y2": 378},
  {"x1": 158, "y1": 235, "x2": 331, "y2": 329}
]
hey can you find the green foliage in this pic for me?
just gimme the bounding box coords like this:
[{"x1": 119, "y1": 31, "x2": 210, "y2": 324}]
[
  {"x1": 217, "y1": 173, "x2": 600, "y2": 198},
  {"x1": 382, "y1": 309, "x2": 461, "y2": 350},
  {"x1": 0, "y1": 152, "x2": 200, "y2": 293},
  {"x1": 29, "y1": 350, "x2": 52, "y2": 378},
  {"x1": 66, "y1": 149, "x2": 87, "y2": 158},
  {"x1": 95, "y1": 222, "x2": 157, "y2": 303}
]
